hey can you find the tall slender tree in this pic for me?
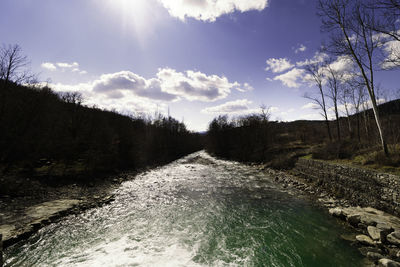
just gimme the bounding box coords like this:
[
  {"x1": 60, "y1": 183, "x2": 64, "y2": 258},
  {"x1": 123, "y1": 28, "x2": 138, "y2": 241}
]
[
  {"x1": 304, "y1": 62, "x2": 333, "y2": 141},
  {"x1": 318, "y1": 0, "x2": 389, "y2": 155}
]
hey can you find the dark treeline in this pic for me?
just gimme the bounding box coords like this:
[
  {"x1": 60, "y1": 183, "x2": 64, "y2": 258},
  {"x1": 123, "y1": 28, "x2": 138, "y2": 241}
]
[
  {"x1": 0, "y1": 82, "x2": 203, "y2": 181},
  {"x1": 205, "y1": 99, "x2": 400, "y2": 169}
]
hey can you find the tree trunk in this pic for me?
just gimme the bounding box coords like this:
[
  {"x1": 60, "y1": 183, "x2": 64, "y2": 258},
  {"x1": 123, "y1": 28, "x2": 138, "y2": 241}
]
[
  {"x1": 334, "y1": 103, "x2": 341, "y2": 141},
  {"x1": 369, "y1": 96, "x2": 389, "y2": 155}
]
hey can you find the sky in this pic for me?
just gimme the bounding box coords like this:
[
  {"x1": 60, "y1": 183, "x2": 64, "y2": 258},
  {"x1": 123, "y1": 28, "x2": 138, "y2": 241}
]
[{"x1": 1, "y1": 0, "x2": 399, "y2": 131}]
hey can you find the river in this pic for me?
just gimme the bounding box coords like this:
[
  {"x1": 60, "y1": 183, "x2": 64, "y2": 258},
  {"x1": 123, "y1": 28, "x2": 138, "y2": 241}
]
[{"x1": 4, "y1": 151, "x2": 364, "y2": 266}]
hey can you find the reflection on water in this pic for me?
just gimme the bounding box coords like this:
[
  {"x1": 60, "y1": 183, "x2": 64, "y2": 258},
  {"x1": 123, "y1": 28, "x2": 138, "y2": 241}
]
[{"x1": 4, "y1": 151, "x2": 363, "y2": 266}]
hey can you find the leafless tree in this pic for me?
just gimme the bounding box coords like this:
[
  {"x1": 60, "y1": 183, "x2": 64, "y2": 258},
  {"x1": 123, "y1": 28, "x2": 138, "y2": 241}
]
[
  {"x1": 60, "y1": 91, "x2": 83, "y2": 105},
  {"x1": 345, "y1": 75, "x2": 365, "y2": 142},
  {"x1": 260, "y1": 104, "x2": 271, "y2": 122},
  {"x1": 318, "y1": 0, "x2": 389, "y2": 155},
  {"x1": 339, "y1": 82, "x2": 353, "y2": 137},
  {"x1": 0, "y1": 44, "x2": 34, "y2": 88},
  {"x1": 304, "y1": 62, "x2": 332, "y2": 141},
  {"x1": 325, "y1": 62, "x2": 344, "y2": 141},
  {"x1": 368, "y1": 0, "x2": 400, "y2": 41},
  {"x1": 359, "y1": 0, "x2": 400, "y2": 71}
]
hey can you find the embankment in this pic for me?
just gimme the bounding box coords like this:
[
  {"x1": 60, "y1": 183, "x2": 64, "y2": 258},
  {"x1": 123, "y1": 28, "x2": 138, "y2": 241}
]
[{"x1": 293, "y1": 158, "x2": 400, "y2": 217}]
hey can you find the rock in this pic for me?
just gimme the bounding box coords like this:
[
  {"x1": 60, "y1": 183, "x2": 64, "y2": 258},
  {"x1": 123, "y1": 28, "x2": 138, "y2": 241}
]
[
  {"x1": 0, "y1": 233, "x2": 3, "y2": 267},
  {"x1": 368, "y1": 226, "x2": 383, "y2": 241},
  {"x1": 356, "y1": 235, "x2": 375, "y2": 246},
  {"x1": 378, "y1": 258, "x2": 400, "y2": 267},
  {"x1": 340, "y1": 233, "x2": 357, "y2": 242},
  {"x1": 348, "y1": 214, "x2": 361, "y2": 226},
  {"x1": 367, "y1": 252, "x2": 384, "y2": 260},
  {"x1": 361, "y1": 214, "x2": 378, "y2": 226},
  {"x1": 377, "y1": 223, "x2": 394, "y2": 243},
  {"x1": 388, "y1": 248, "x2": 400, "y2": 259},
  {"x1": 359, "y1": 247, "x2": 383, "y2": 256},
  {"x1": 365, "y1": 207, "x2": 385, "y2": 215},
  {"x1": 329, "y1": 207, "x2": 344, "y2": 218},
  {"x1": 377, "y1": 223, "x2": 393, "y2": 233},
  {"x1": 387, "y1": 231, "x2": 400, "y2": 246}
]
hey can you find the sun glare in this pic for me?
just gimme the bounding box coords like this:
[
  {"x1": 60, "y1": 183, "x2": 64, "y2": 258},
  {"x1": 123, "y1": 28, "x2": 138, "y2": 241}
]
[{"x1": 105, "y1": 0, "x2": 157, "y2": 43}]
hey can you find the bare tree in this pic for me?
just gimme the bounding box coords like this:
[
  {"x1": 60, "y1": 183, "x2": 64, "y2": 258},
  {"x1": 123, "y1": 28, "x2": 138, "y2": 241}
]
[
  {"x1": 260, "y1": 104, "x2": 271, "y2": 122},
  {"x1": 339, "y1": 82, "x2": 352, "y2": 137},
  {"x1": 0, "y1": 44, "x2": 34, "y2": 88},
  {"x1": 325, "y1": 62, "x2": 343, "y2": 141},
  {"x1": 368, "y1": 0, "x2": 400, "y2": 41},
  {"x1": 345, "y1": 77, "x2": 363, "y2": 141},
  {"x1": 318, "y1": 0, "x2": 389, "y2": 155},
  {"x1": 304, "y1": 62, "x2": 333, "y2": 141},
  {"x1": 60, "y1": 91, "x2": 83, "y2": 105}
]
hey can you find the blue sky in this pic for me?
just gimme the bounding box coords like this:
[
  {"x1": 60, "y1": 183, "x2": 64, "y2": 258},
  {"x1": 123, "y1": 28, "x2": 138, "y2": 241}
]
[{"x1": 1, "y1": 0, "x2": 399, "y2": 131}]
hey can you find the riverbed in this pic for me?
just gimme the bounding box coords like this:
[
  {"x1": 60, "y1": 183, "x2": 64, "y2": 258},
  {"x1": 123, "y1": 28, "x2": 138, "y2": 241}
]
[{"x1": 4, "y1": 151, "x2": 364, "y2": 266}]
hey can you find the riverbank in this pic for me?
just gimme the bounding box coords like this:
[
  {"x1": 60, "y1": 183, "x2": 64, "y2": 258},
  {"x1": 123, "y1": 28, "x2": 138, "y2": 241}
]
[
  {"x1": 0, "y1": 170, "x2": 137, "y2": 251},
  {"x1": 255, "y1": 163, "x2": 400, "y2": 266}
]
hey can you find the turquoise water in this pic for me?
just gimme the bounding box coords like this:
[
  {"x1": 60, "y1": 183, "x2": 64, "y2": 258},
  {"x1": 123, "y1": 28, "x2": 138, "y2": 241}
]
[{"x1": 4, "y1": 152, "x2": 363, "y2": 266}]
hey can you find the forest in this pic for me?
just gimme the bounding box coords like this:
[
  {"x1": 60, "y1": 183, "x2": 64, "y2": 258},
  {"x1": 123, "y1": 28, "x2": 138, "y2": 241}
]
[{"x1": 0, "y1": 81, "x2": 203, "y2": 182}]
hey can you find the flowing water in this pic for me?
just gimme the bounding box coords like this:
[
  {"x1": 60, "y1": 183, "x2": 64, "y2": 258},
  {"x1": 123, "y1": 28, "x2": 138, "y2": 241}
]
[{"x1": 4, "y1": 151, "x2": 364, "y2": 266}]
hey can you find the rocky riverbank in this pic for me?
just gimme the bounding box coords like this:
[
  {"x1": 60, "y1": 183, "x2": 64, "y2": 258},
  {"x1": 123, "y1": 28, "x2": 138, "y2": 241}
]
[
  {"x1": 256, "y1": 165, "x2": 400, "y2": 266},
  {"x1": 0, "y1": 171, "x2": 138, "y2": 253}
]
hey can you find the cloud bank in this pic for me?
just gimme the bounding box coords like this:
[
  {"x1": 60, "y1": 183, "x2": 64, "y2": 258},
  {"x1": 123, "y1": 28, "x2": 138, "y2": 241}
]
[{"x1": 47, "y1": 68, "x2": 251, "y2": 115}]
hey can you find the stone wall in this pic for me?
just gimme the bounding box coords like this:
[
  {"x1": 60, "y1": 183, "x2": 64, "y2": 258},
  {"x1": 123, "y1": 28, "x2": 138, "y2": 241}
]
[{"x1": 294, "y1": 158, "x2": 400, "y2": 216}]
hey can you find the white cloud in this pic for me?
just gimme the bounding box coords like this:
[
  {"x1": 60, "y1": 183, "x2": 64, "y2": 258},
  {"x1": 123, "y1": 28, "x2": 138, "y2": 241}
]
[
  {"x1": 41, "y1": 62, "x2": 57, "y2": 71},
  {"x1": 57, "y1": 62, "x2": 79, "y2": 68},
  {"x1": 296, "y1": 51, "x2": 328, "y2": 67},
  {"x1": 295, "y1": 44, "x2": 307, "y2": 54},
  {"x1": 382, "y1": 39, "x2": 400, "y2": 69},
  {"x1": 301, "y1": 102, "x2": 319, "y2": 109},
  {"x1": 158, "y1": 0, "x2": 268, "y2": 22},
  {"x1": 265, "y1": 58, "x2": 294, "y2": 73},
  {"x1": 41, "y1": 61, "x2": 87, "y2": 75},
  {"x1": 273, "y1": 68, "x2": 305, "y2": 88},
  {"x1": 236, "y1": 82, "x2": 254, "y2": 92},
  {"x1": 157, "y1": 68, "x2": 240, "y2": 102},
  {"x1": 92, "y1": 71, "x2": 178, "y2": 101},
  {"x1": 269, "y1": 106, "x2": 279, "y2": 113},
  {"x1": 328, "y1": 55, "x2": 353, "y2": 73},
  {"x1": 202, "y1": 99, "x2": 253, "y2": 114}
]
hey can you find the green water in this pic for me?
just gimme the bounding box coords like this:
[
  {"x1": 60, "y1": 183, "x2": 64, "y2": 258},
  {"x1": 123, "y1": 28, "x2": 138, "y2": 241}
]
[{"x1": 4, "y1": 152, "x2": 363, "y2": 266}]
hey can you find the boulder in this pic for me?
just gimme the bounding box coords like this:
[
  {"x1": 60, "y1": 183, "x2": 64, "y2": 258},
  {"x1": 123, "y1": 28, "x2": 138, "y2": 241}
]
[
  {"x1": 359, "y1": 247, "x2": 383, "y2": 256},
  {"x1": 360, "y1": 214, "x2": 378, "y2": 226},
  {"x1": 378, "y1": 258, "x2": 400, "y2": 267},
  {"x1": 368, "y1": 226, "x2": 382, "y2": 241},
  {"x1": 329, "y1": 207, "x2": 344, "y2": 218},
  {"x1": 356, "y1": 235, "x2": 375, "y2": 246},
  {"x1": 340, "y1": 233, "x2": 357, "y2": 242},
  {"x1": 387, "y1": 231, "x2": 400, "y2": 246}
]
